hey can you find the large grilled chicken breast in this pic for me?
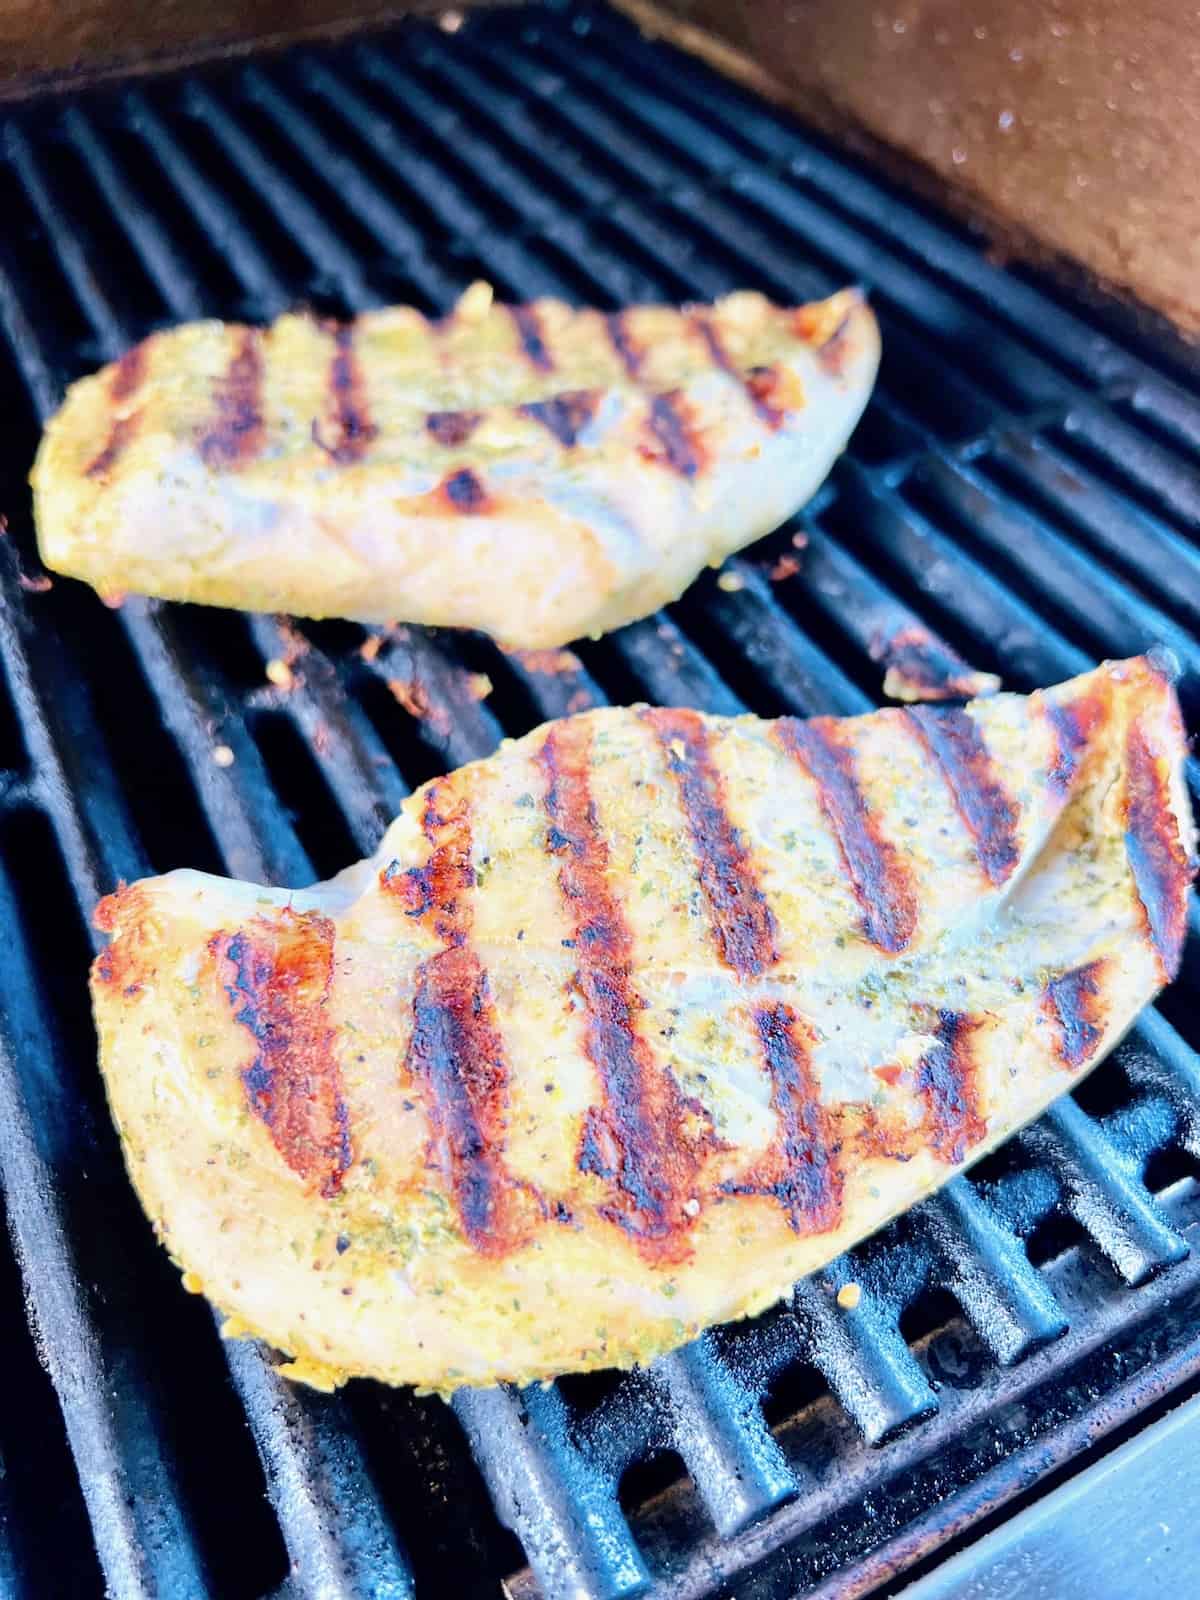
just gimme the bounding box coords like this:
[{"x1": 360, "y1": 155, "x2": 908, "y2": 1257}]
[
  {"x1": 92, "y1": 658, "x2": 1193, "y2": 1392},
  {"x1": 31, "y1": 285, "x2": 877, "y2": 648}
]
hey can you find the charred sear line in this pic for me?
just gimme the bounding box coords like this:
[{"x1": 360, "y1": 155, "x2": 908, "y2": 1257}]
[
  {"x1": 519, "y1": 390, "x2": 599, "y2": 448},
  {"x1": 197, "y1": 328, "x2": 264, "y2": 469},
  {"x1": 643, "y1": 393, "x2": 704, "y2": 478},
  {"x1": 693, "y1": 315, "x2": 784, "y2": 429},
  {"x1": 743, "y1": 365, "x2": 788, "y2": 430},
  {"x1": 539, "y1": 719, "x2": 711, "y2": 1262},
  {"x1": 111, "y1": 342, "x2": 148, "y2": 402},
  {"x1": 724, "y1": 1003, "x2": 843, "y2": 1233},
  {"x1": 85, "y1": 344, "x2": 149, "y2": 479},
  {"x1": 914, "y1": 1010, "x2": 986, "y2": 1164},
  {"x1": 381, "y1": 780, "x2": 474, "y2": 943},
  {"x1": 817, "y1": 312, "x2": 854, "y2": 376},
  {"x1": 85, "y1": 413, "x2": 140, "y2": 481},
  {"x1": 906, "y1": 705, "x2": 1020, "y2": 885},
  {"x1": 510, "y1": 304, "x2": 555, "y2": 371},
  {"x1": 389, "y1": 779, "x2": 534, "y2": 1254},
  {"x1": 1123, "y1": 720, "x2": 1193, "y2": 979},
  {"x1": 604, "y1": 311, "x2": 643, "y2": 378},
  {"x1": 439, "y1": 467, "x2": 492, "y2": 514},
  {"x1": 317, "y1": 323, "x2": 377, "y2": 464},
  {"x1": 1042, "y1": 689, "x2": 1106, "y2": 792},
  {"x1": 776, "y1": 717, "x2": 917, "y2": 954},
  {"x1": 406, "y1": 947, "x2": 530, "y2": 1256},
  {"x1": 426, "y1": 409, "x2": 481, "y2": 448},
  {"x1": 1043, "y1": 960, "x2": 1107, "y2": 1068},
  {"x1": 645, "y1": 708, "x2": 778, "y2": 976},
  {"x1": 210, "y1": 909, "x2": 351, "y2": 1198}
]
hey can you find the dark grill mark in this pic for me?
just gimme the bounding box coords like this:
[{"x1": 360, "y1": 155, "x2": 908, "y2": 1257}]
[
  {"x1": 724, "y1": 1004, "x2": 843, "y2": 1233},
  {"x1": 1042, "y1": 688, "x2": 1107, "y2": 793},
  {"x1": 642, "y1": 393, "x2": 704, "y2": 478},
  {"x1": 817, "y1": 311, "x2": 854, "y2": 376},
  {"x1": 875, "y1": 624, "x2": 999, "y2": 703},
  {"x1": 510, "y1": 304, "x2": 554, "y2": 371},
  {"x1": 439, "y1": 468, "x2": 491, "y2": 514},
  {"x1": 386, "y1": 781, "x2": 534, "y2": 1255},
  {"x1": 605, "y1": 311, "x2": 643, "y2": 378},
  {"x1": 110, "y1": 342, "x2": 147, "y2": 402},
  {"x1": 1043, "y1": 960, "x2": 1107, "y2": 1068},
  {"x1": 210, "y1": 910, "x2": 351, "y2": 1198},
  {"x1": 317, "y1": 323, "x2": 376, "y2": 464},
  {"x1": 645, "y1": 708, "x2": 778, "y2": 976},
  {"x1": 1124, "y1": 719, "x2": 1192, "y2": 980},
  {"x1": 426, "y1": 410, "x2": 481, "y2": 448},
  {"x1": 914, "y1": 1011, "x2": 986, "y2": 1165},
  {"x1": 794, "y1": 295, "x2": 861, "y2": 376},
  {"x1": 906, "y1": 705, "x2": 1021, "y2": 885},
  {"x1": 407, "y1": 947, "x2": 526, "y2": 1256},
  {"x1": 520, "y1": 389, "x2": 599, "y2": 448},
  {"x1": 744, "y1": 365, "x2": 789, "y2": 430},
  {"x1": 539, "y1": 718, "x2": 712, "y2": 1261},
  {"x1": 85, "y1": 414, "x2": 140, "y2": 481},
  {"x1": 381, "y1": 781, "x2": 475, "y2": 943},
  {"x1": 197, "y1": 329, "x2": 264, "y2": 470},
  {"x1": 776, "y1": 717, "x2": 917, "y2": 954},
  {"x1": 84, "y1": 343, "x2": 148, "y2": 480},
  {"x1": 693, "y1": 316, "x2": 785, "y2": 430}
]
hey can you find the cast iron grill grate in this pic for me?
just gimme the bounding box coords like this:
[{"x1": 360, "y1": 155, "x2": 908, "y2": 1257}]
[{"x1": 0, "y1": 4, "x2": 1196, "y2": 1597}]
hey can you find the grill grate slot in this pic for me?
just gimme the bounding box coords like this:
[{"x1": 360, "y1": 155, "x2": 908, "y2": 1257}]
[{"x1": 0, "y1": 6, "x2": 1193, "y2": 1599}]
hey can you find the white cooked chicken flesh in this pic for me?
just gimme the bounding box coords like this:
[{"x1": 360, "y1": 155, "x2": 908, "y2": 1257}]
[
  {"x1": 31, "y1": 284, "x2": 878, "y2": 648},
  {"x1": 91, "y1": 657, "x2": 1193, "y2": 1392}
]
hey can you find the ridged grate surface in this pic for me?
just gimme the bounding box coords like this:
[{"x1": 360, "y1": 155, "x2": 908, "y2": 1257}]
[{"x1": 0, "y1": 4, "x2": 1196, "y2": 1597}]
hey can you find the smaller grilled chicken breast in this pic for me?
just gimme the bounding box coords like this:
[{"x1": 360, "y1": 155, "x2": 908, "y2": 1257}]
[
  {"x1": 91, "y1": 658, "x2": 1193, "y2": 1392},
  {"x1": 32, "y1": 285, "x2": 877, "y2": 648}
]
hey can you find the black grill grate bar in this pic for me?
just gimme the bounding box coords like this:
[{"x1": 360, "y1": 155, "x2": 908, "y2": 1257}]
[
  {"x1": 647, "y1": 1341, "x2": 797, "y2": 1537},
  {"x1": 498, "y1": 29, "x2": 1095, "y2": 410},
  {"x1": 244, "y1": 617, "x2": 406, "y2": 856},
  {"x1": 836, "y1": 465, "x2": 1095, "y2": 685},
  {"x1": 2, "y1": 124, "x2": 127, "y2": 358},
  {"x1": 1, "y1": 178, "x2": 415, "y2": 1599},
  {"x1": 455, "y1": 1385, "x2": 652, "y2": 1600},
  {"x1": 0, "y1": 527, "x2": 214, "y2": 1592},
  {"x1": 984, "y1": 433, "x2": 1200, "y2": 633},
  {"x1": 61, "y1": 105, "x2": 207, "y2": 323},
  {"x1": 1127, "y1": 380, "x2": 1200, "y2": 461},
  {"x1": 184, "y1": 81, "x2": 379, "y2": 310},
  {"x1": 1061, "y1": 408, "x2": 1200, "y2": 534},
  {"x1": 917, "y1": 1180, "x2": 1067, "y2": 1365},
  {"x1": 577, "y1": 6, "x2": 1146, "y2": 393},
  {"x1": 907, "y1": 458, "x2": 1200, "y2": 694},
  {"x1": 587, "y1": 616, "x2": 749, "y2": 718},
  {"x1": 241, "y1": 69, "x2": 440, "y2": 276},
  {"x1": 790, "y1": 1277, "x2": 938, "y2": 1445},
  {"x1": 384, "y1": 32, "x2": 1022, "y2": 454},
  {"x1": 677, "y1": 562, "x2": 873, "y2": 719},
  {"x1": 123, "y1": 90, "x2": 292, "y2": 318},
  {"x1": 1122, "y1": 1006, "x2": 1200, "y2": 1161},
  {"x1": 1021, "y1": 1100, "x2": 1189, "y2": 1285},
  {"x1": 480, "y1": 17, "x2": 1200, "y2": 489}
]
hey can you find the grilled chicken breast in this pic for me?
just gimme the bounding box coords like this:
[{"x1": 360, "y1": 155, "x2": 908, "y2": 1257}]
[
  {"x1": 32, "y1": 285, "x2": 877, "y2": 648},
  {"x1": 91, "y1": 657, "x2": 1193, "y2": 1392}
]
